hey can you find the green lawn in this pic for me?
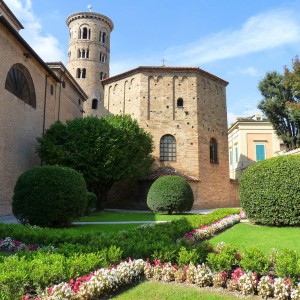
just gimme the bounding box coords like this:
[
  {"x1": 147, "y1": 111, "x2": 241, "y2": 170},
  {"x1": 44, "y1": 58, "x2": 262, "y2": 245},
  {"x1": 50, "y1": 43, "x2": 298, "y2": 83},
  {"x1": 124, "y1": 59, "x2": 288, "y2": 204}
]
[
  {"x1": 112, "y1": 281, "x2": 242, "y2": 300},
  {"x1": 210, "y1": 222, "x2": 300, "y2": 254},
  {"x1": 76, "y1": 210, "x2": 193, "y2": 222},
  {"x1": 70, "y1": 223, "x2": 142, "y2": 233}
]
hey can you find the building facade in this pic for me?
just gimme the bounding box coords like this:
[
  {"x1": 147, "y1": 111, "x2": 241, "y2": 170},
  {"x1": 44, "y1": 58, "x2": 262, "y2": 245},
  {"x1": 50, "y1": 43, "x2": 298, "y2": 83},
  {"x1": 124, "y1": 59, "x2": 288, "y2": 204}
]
[
  {"x1": 0, "y1": 1, "x2": 87, "y2": 215},
  {"x1": 228, "y1": 114, "x2": 285, "y2": 179},
  {"x1": 102, "y1": 67, "x2": 236, "y2": 209}
]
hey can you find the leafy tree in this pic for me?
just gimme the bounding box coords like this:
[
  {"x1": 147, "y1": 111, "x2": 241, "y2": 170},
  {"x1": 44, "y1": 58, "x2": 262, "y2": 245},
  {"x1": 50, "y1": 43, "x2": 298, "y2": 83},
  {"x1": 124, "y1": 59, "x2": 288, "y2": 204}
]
[
  {"x1": 258, "y1": 71, "x2": 298, "y2": 149},
  {"x1": 284, "y1": 55, "x2": 300, "y2": 100},
  {"x1": 284, "y1": 56, "x2": 300, "y2": 132},
  {"x1": 37, "y1": 115, "x2": 154, "y2": 209}
]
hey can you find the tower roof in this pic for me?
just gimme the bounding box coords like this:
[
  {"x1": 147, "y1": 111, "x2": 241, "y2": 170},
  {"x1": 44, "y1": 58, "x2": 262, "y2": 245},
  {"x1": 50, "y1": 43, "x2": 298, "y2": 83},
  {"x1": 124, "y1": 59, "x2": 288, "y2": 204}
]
[{"x1": 66, "y1": 11, "x2": 114, "y2": 31}]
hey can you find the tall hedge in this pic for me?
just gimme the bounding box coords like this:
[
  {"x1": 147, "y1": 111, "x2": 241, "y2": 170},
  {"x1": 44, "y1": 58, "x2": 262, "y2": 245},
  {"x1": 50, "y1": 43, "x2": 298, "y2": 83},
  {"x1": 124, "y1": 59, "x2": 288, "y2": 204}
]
[
  {"x1": 12, "y1": 165, "x2": 87, "y2": 227},
  {"x1": 240, "y1": 155, "x2": 300, "y2": 226},
  {"x1": 147, "y1": 175, "x2": 194, "y2": 214}
]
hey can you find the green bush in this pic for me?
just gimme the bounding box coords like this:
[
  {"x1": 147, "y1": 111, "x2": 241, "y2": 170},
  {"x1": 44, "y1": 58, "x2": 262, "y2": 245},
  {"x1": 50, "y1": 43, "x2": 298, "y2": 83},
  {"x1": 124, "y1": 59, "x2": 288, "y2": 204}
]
[
  {"x1": 206, "y1": 244, "x2": 240, "y2": 272},
  {"x1": 275, "y1": 249, "x2": 300, "y2": 282},
  {"x1": 12, "y1": 165, "x2": 87, "y2": 227},
  {"x1": 147, "y1": 175, "x2": 194, "y2": 214},
  {"x1": 240, "y1": 247, "x2": 269, "y2": 275},
  {"x1": 85, "y1": 192, "x2": 97, "y2": 215},
  {"x1": 240, "y1": 155, "x2": 300, "y2": 226}
]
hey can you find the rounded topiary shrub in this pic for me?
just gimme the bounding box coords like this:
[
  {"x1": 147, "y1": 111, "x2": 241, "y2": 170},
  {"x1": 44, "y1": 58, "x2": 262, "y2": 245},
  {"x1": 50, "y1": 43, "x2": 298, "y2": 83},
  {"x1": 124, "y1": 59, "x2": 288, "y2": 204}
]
[
  {"x1": 12, "y1": 165, "x2": 87, "y2": 227},
  {"x1": 240, "y1": 155, "x2": 300, "y2": 226},
  {"x1": 147, "y1": 175, "x2": 194, "y2": 214}
]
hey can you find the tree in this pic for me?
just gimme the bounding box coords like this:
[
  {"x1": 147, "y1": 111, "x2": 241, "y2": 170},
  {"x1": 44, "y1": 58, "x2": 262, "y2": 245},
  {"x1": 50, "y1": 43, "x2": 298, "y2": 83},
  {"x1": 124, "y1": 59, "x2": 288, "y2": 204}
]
[
  {"x1": 37, "y1": 115, "x2": 154, "y2": 209},
  {"x1": 284, "y1": 55, "x2": 300, "y2": 100},
  {"x1": 258, "y1": 71, "x2": 298, "y2": 150}
]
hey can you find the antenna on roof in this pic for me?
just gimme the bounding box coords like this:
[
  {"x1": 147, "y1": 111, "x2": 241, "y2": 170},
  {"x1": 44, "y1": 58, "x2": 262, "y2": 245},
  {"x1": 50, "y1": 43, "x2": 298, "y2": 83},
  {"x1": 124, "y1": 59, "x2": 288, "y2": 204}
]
[{"x1": 88, "y1": 4, "x2": 92, "y2": 12}]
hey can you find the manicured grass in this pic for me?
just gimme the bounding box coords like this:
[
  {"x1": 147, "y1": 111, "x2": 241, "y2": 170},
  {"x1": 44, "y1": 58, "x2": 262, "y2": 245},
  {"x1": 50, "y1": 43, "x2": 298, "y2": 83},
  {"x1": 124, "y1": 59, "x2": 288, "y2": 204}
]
[
  {"x1": 70, "y1": 223, "x2": 142, "y2": 234},
  {"x1": 210, "y1": 222, "x2": 300, "y2": 254},
  {"x1": 113, "y1": 281, "x2": 241, "y2": 300},
  {"x1": 76, "y1": 210, "x2": 193, "y2": 222}
]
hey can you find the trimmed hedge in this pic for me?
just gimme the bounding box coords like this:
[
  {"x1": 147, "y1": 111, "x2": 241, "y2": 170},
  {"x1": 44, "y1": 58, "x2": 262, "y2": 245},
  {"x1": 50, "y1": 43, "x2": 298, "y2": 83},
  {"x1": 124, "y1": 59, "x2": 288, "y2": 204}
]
[
  {"x1": 240, "y1": 155, "x2": 300, "y2": 226},
  {"x1": 147, "y1": 175, "x2": 194, "y2": 214},
  {"x1": 0, "y1": 208, "x2": 240, "y2": 299},
  {"x1": 12, "y1": 165, "x2": 87, "y2": 227}
]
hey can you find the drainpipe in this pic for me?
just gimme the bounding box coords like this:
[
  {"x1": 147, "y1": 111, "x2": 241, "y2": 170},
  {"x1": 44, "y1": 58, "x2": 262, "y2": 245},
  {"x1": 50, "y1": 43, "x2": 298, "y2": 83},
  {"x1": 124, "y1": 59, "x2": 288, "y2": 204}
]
[
  {"x1": 58, "y1": 77, "x2": 62, "y2": 121},
  {"x1": 42, "y1": 75, "x2": 48, "y2": 135}
]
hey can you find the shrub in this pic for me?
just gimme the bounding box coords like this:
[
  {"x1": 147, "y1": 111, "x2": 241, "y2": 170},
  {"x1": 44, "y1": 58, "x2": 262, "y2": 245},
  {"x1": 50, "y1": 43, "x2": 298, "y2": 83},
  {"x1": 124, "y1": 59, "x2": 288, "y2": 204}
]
[
  {"x1": 85, "y1": 192, "x2": 97, "y2": 215},
  {"x1": 240, "y1": 155, "x2": 300, "y2": 226},
  {"x1": 12, "y1": 165, "x2": 87, "y2": 227},
  {"x1": 275, "y1": 249, "x2": 300, "y2": 282},
  {"x1": 206, "y1": 244, "x2": 240, "y2": 272},
  {"x1": 147, "y1": 175, "x2": 194, "y2": 214},
  {"x1": 240, "y1": 247, "x2": 270, "y2": 276}
]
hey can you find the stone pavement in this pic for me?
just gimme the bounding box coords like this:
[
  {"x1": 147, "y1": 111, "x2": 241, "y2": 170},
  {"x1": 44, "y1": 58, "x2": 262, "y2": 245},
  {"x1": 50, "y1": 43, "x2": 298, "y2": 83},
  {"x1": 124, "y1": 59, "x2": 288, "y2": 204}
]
[{"x1": 0, "y1": 208, "x2": 215, "y2": 224}]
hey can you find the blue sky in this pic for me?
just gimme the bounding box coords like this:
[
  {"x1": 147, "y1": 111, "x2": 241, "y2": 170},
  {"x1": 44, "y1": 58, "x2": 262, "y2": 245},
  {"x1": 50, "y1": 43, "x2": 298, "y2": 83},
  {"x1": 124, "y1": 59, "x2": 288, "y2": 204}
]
[{"x1": 5, "y1": 0, "x2": 300, "y2": 125}]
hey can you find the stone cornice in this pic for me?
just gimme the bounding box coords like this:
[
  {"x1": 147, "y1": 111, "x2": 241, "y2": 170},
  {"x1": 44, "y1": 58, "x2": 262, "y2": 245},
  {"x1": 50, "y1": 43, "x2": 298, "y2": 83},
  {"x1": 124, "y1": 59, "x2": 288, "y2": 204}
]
[{"x1": 66, "y1": 12, "x2": 114, "y2": 31}]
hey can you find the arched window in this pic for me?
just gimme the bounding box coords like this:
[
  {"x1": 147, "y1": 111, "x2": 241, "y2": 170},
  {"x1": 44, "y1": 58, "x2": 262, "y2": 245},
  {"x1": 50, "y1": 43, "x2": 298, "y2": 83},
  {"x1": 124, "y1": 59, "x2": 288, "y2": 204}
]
[
  {"x1": 86, "y1": 49, "x2": 89, "y2": 58},
  {"x1": 102, "y1": 32, "x2": 106, "y2": 43},
  {"x1": 82, "y1": 68, "x2": 86, "y2": 78},
  {"x1": 177, "y1": 98, "x2": 183, "y2": 107},
  {"x1": 100, "y1": 72, "x2": 104, "y2": 80},
  {"x1": 210, "y1": 138, "x2": 218, "y2": 164},
  {"x1": 92, "y1": 99, "x2": 98, "y2": 109},
  {"x1": 160, "y1": 134, "x2": 176, "y2": 161},
  {"x1": 5, "y1": 63, "x2": 36, "y2": 108},
  {"x1": 82, "y1": 27, "x2": 88, "y2": 39}
]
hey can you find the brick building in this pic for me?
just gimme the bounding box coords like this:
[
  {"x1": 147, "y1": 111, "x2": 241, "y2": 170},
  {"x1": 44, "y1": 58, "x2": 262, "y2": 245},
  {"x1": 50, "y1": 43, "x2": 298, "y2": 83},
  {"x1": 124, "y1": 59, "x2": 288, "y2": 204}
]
[
  {"x1": 0, "y1": 1, "x2": 87, "y2": 215},
  {"x1": 102, "y1": 67, "x2": 237, "y2": 209}
]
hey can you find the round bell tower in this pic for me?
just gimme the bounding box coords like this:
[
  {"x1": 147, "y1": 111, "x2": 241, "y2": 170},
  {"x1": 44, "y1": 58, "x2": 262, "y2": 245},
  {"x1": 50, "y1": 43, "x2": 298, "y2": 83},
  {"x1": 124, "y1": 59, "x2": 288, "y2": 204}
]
[{"x1": 66, "y1": 8, "x2": 114, "y2": 116}]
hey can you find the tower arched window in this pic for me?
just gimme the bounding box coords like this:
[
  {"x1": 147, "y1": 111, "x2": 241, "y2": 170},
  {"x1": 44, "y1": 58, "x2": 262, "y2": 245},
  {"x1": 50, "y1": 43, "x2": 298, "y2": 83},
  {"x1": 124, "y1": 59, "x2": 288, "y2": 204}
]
[
  {"x1": 82, "y1": 68, "x2": 86, "y2": 78},
  {"x1": 160, "y1": 134, "x2": 176, "y2": 161},
  {"x1": 100, "y1": 72, "x2": 104, "y2": 80},
  {"x1": 5, "y1": 63, "x2": 36, "y2": 108},
  {"x1": 177, "y1": 98, "x2": 183, "y2": 107},
  {"x1": 210, "y1": 138, "x2": 218, "y2": 164},
  {"x1": 102, "y1": 32, "x2": 106, "y2": 43},
  {"x1": 82, "y1": 27, "x2": 88, "y2": 39},
  {"x1": 86, "y1": 49, "x2": 89, "y2": 58},
  {"x1": 92, "y1": 99, "x2": 98, "y2": 109}
]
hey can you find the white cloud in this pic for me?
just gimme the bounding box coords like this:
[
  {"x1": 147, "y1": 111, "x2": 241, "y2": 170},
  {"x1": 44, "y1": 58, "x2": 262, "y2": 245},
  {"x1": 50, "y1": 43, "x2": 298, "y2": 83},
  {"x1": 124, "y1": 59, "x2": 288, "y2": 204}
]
[
  {"x1": 5, "y1": 0, "x2": 66, "y2": 63},
  {"x1": 228, "y1": 66, "x2": 259, "y2": 77},
  {"x1": 165, "y1": 9, "x2": 300, "y2": 66}
]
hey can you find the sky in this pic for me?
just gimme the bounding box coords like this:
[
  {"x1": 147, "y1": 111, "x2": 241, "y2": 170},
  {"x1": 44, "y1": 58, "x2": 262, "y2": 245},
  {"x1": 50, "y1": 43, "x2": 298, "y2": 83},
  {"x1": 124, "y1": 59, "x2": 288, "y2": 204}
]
[{"x1": 4, "y1": 0, "x2": 300, "y2": 125}]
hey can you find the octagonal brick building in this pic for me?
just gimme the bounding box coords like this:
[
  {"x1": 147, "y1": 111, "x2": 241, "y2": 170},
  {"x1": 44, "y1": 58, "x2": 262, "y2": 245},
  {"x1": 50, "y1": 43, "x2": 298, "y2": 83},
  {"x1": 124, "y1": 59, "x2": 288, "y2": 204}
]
[{"x1": 102, "y1": 66, "x2": 236, "y2": 209}]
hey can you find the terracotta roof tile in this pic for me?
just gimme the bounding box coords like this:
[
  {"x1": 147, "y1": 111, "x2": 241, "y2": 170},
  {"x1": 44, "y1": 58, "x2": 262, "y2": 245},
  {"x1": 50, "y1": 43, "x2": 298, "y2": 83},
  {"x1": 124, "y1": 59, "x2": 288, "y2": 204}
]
[{"x1": 102, "y1": 66, "x2": 228, "y2": 86}]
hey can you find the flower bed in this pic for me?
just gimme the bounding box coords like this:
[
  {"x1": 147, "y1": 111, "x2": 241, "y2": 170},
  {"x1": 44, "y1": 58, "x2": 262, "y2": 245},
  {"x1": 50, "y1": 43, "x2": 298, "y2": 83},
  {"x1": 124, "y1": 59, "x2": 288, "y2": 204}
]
[
  {"x1": 22, "y1": 259, "x2": 145, "y2": 300},
  {"x1": 0, "y1": 237, "x2": 39, "y2": 252},
  {"x1": 24, "y1": 259, "x2": 300, "y2": 300},
  {"x1": 181, "y1": 211, "x2": 245, "y2": 244}
]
